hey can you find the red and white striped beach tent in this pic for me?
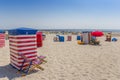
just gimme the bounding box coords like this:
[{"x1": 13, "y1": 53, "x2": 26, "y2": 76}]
[
  {"x1": 0, "y1": 30, "x2": 5, "y2": 47},
  {"x1": 8, "y1": 27, "x2": 38, "y2": 70}
]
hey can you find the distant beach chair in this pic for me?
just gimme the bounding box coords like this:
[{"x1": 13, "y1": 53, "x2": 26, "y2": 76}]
[
  {"x1": 37, "y1": 55, "x2": 47, "y2": 63},
  {"x1": 105, "y1": 33, "x2": 111, "y2": 42},
  {"x1": 42, "y1": 34, "x2": 46, "y2": 40},
  {"x1": 77, "y1": 36, "x2": 81, "y2": 40},
  {"x1": 53, "y1": 36, "x2": 59, "y2": 42},
  {"x1": 59, "y1": 36, "x2": 64, "y2": 42},
  {"x1": 67, "y1": 36, "x2": 72, "y2": 41},
  {"x1": 90, "y1": 38, "x2": 100, "y2": 45},
  {"x1": 19, "y1": 54, "x2": 46, "y2": 75},
  {"x1": 112, "y1": 38, "x2": 117, "y2": 42}
]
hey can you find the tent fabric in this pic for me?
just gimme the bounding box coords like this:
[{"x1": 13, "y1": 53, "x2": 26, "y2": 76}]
[
  {"x1": 42, "y1": 34, "x2": 46, "y2": 40},
  {"x1": 112, "y1": 38, "x2": 117, "y2": 42},
  {"x1": 36, "y1": 32, "x2": 43, "y2": 47},
  {"x1": 83, "y1": 33, "x2": 89, "y2": 44},
  {"x1": 59, "y1": 36, "x2": 64, "y2": 42},
  {"x1": 0, "y1": 33, "x2": 5, "y2": 47},
  {"x1": 8, "y1": 27, "x2": 38, "y2": 35},
  {"x1": 77, "y1": 36, "x2": 81, "y2": 40},
  {"x1": 67, "y1": 36, "x2": 72, "y2": 41},
  {"x1": 0, "y1": 30, "x2": 5, "y2": 33}
]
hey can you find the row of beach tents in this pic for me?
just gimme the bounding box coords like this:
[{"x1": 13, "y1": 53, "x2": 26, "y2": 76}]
[
  {"x1": 0, "y1": 27, "x2": 118, "y2": 75},
  {"x1": 0, "y1": 29, "x2": 118, "y2": 48},
  {"x1": 53, "y1": 31, "x2": 118, "y2": 45}
]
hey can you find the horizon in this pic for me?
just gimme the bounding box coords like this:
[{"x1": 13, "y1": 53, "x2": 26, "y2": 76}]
[
  {"x1": 0, "y1": 0, "x2": 120, "y2": 29},
  {"x1": 2, "y1": 28, "x2": 120, "y2": 32}
]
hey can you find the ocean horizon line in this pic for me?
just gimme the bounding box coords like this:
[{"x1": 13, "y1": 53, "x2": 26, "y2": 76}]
[
  {"x1": 2, "y1": 28, "x2": 120, "y2": 32},
  {"x1": 38, "y1": 29, "x2": 120, "y2": 32}
]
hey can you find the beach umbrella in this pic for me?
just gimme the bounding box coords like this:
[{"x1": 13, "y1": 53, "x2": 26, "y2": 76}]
[{"x1": 91, "y1": 31, "x2": 104, "y2": 37}]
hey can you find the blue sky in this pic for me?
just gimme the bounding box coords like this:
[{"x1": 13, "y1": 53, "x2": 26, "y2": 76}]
[{"x1": 0, "y1": 0, "x2": 120, "y2": 29}]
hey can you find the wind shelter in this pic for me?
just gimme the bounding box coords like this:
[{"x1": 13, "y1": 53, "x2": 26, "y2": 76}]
[
  {"x1": 36, "y1": 32, "x2": 43, "y2": 47},
  {"x1": 0, "y1": 30, "x2": 5, "y2": 47},
  {"x1": 82, "y1": 31, "x2": 91, "y2": 44},
  {"x1": 42, "y1": 34, "x2": 46, "y2": 40},
  {"x1": 67, "y1": 36, "x2": 72, "y2": 41},
  {"x1": 59, "y1": 36, "x2": 64, "y2": 42},
  {"x1": 77, "y1": 36, "x2": 81, "y2": 40},
  {"x1": 8, "y1": 27, "x2": 38, "y2": 70}
]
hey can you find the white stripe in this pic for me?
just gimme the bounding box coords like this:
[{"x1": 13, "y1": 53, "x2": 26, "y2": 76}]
[
  {"x1": 10, "y1": 50, "x2": 37, "y2": 55},
  {"x1": 9, "y1": 42, "x2": 37, "y2": 46},
  {"x1": 10, "y1": 46, "x2": 37, "y2": 50},
  {"x1": 10, "y1": 56, "x2": 23, "y2": 62},
  {"x1": 10, "y1": 52, "x2": 37, "y2": 58},
  {"x1": 10, "y1": 49, "x2": 37, "y2": 53},
  {"x1": 9, "y1": 35, "x2": 36, "y2": 37},
  {"x1": 10, "y1": 53, "x2": 20, "y2": 58},
  {"x1": 9, "y1": 38, "x2": 36, "y2": 42}
]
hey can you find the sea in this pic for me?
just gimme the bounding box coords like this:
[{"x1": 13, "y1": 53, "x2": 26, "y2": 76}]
[{"x1": 39, "y1": 29, "x2": 120, "y2": 33}]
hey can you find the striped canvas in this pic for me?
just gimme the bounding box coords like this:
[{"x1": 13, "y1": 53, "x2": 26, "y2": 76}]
[
  {"x1": 0, "y1": 33, "x2": 5, "y2": 47},
  {"x1": 9, "y1": 35, "x2": 37, "y2": 70}
]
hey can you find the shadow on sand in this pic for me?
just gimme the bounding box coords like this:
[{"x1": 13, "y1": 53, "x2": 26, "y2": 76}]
[{"x1": 0, "y1": 64, "x2": 38, "y2": 80}]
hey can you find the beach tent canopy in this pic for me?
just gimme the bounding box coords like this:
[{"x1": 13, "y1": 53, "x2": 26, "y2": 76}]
[
  {"x1": 8, "y1": 27, "x2": 38, "y2": 35},
  {"x1": 0, "y1": 30, "x2": 5, "y2": 33}
]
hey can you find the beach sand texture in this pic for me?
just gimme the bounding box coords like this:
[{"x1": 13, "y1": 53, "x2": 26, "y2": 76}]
[{"x1": 0, "y1": 34, "x2": 120, "y2": 80}]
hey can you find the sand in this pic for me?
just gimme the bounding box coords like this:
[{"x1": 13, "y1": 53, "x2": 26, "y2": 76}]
[{"x1": 0, "y1": 34, "x2": 120, "y2": 80}]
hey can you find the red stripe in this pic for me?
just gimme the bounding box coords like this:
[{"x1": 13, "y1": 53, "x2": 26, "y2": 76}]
[
  {"x1": 10, "y1": 55, "x2": 36, "y2": 63},
  {"x1": 10, "y1": 54, "x2": 23, "y2": 59},
  {"x1": 10, "y1": 53, "x2": 37, "y2": 60},
  {"x1": 10, "y1": 52, "x2": 37, "y2": 58},
  {"x1": 9, "y1": 36, "x2": 36, "y2": 39},
  {"x1": 10, "y1": 56, "x2": 22, "y2": 61},
  {"x1": 27, "y1": 55, "x2": 37, "y2": 58},
  {"x1": 0, "y1": 36, "x2": 5, "y2": 37},
  {"x1": 10, "y1": 61, "x2": 30, "y2": 68},
  {"x1": 11, "y1": 58, "x2": 36, "y2": 66},
  {"x1": 0, "y1": 46, "x2": 4, "y2": 47}
]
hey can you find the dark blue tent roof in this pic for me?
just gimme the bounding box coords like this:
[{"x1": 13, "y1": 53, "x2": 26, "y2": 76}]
[
  {"x1": 8, "y1": 27, "x2": 38, "y2": 35},
  {"x1": 0, "y1": 30, "x2": 5, "y2": 33}
]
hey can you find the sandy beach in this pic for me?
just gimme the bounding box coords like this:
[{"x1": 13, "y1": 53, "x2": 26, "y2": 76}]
[{"x1": 0, "y1": 34, "x2": 120, "y2": 80}]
